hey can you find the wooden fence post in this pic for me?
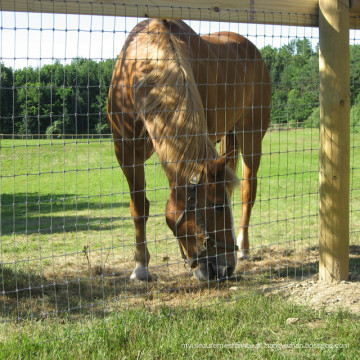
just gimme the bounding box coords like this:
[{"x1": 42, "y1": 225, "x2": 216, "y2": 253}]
[{"x1": 319, "y1": 0, "x2": 350, "y2": 281}]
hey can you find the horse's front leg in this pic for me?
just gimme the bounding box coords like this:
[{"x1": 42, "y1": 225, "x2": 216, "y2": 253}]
[
  {"x1": 126, "y1": 165, "x2": 152, "y2": 281},
  {"x1": 116, "y1": 142, "x2": 152, "y2": 281}
]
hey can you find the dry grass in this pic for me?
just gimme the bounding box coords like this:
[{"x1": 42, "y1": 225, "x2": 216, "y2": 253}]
[
  {"x1": 0, "y1": 242, "x2": 322, "y2": 322},
  {"x1": 3, "y1": 241, "x2": 359, "y2": 323}
]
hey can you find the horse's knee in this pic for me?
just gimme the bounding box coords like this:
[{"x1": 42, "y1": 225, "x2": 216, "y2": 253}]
[{"x1": 131, "y1": 197, "x2": 150, "y2": 225}]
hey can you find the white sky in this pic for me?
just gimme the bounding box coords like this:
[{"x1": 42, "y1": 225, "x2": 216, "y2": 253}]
[{"x1": 1, "y1": 10, "x2": 358, "y2": 70}]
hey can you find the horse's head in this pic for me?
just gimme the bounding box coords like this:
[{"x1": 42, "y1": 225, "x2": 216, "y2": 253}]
[{"x1": 166, "y1": 156, "x2": 239, "y2": 281}]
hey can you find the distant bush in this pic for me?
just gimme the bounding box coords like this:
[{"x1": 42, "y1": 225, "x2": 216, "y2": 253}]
[
  {"x1": 350, "y1": 102, "x2": 360, "y2": 133},
  {"x1": 303, "y1": 103, "x2": 359, "y2": 133},
  {"x1": 304, "y1": 106, "x2": 320, "y2": 128}
]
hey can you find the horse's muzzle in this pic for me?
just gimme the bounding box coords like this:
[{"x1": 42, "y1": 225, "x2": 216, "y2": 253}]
[{"x1": 193, "y1": 255, "x2": 235, "y2": 281}]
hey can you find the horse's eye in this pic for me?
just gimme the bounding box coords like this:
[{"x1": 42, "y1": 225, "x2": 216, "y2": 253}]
[{"x1": 214, "y1": 204, "x2": 225, "y2": 213}]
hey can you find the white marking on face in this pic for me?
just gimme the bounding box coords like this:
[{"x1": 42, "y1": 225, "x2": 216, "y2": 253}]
[{"x1": 227, "y1": 192, "x2": 237, "y2": 267}]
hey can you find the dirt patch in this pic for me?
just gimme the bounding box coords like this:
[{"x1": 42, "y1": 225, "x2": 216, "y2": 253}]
[
  {"x1": 261, "y1": 275, "x2": 360, "y2": 314},
  {"x1": 259, "y1": 244, "x2": 360, "y2": 314}
]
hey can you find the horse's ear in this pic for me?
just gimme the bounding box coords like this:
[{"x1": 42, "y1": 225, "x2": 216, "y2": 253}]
[
  {"x1": 209, "y1": 149, "x2": 237, "y2": 174},
  {"x1": 208, "y1": 156, "x2": 226, "y2": 176},
  {"x1": 220, "y1": 149, "x2": 238, "y2": 159},
  {"x1": 207, "y1": 154, "x2": 240, "y2": 188}
]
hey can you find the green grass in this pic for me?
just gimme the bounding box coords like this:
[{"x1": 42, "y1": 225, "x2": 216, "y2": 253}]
[
  {"x1": 0, "y1": 128, "x2": 359, "y2": 356},
  {"x1": 1, "y1": 293, "x2": 359, "y2": 359},
  {"x1": 1, "y1": 129, "x2": 359, "y2": 258},
  {"x1": 1, "y1": 129, "x2": 359, "y2": 284}
]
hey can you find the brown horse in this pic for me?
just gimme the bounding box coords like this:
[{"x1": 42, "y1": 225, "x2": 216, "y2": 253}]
[{"x1": 107, "y1": 19, "x2": 271, "y2": 281}]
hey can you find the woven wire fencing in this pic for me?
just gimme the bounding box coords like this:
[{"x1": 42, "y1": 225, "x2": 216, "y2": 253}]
[{"x1": 0, "y1": 4, "x2": 359, "y2": 332}]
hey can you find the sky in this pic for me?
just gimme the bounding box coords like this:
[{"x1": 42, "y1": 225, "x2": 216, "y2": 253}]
[{"x1": 0, "y1": 10, "x2": 357, "y2": 70}]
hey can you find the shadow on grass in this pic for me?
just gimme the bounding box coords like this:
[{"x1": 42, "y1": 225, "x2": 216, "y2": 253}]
[
  {"x1": 1, "y1": 245, "x2": 359, "y2": 322},
  {"x1": 1, "y1": 192, "x2": 131, "y2": 235}
]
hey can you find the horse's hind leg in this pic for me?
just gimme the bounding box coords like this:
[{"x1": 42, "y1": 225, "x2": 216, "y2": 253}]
[
  {"x1": 113, "y1": 139, "x2": 152, "y2": 281},
  {"x1": 236, "y1": 121, "x2": 267, "y2": 260},
  {"x1": 220, "y1": 128, "x2": 262, "y2": 259},
  {"x1": 219, "y1": 132, "x2": 240, "y2": 182},
  {"x1": 238, "y1": 140, "x2": 261, "y2": 259}
]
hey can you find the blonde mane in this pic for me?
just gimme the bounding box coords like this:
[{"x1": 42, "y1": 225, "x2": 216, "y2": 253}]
[{"x1": 135, "y1": 19, "x2": 218, "y2": 183}]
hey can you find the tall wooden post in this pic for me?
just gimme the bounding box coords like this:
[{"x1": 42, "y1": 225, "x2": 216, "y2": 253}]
[{"x1": 319, "y1": 0, "x2": 350, "y2": 281}]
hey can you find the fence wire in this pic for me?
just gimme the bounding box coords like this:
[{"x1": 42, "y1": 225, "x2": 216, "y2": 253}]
[{"x1": 0, "y1": 2, "x2": 359, "y2": 344}]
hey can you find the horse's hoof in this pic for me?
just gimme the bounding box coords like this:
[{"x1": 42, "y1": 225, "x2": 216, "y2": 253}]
[
  {"x1": 238, "y1": 249, "x2": 249, "y2": 260},
  {"x1": 130, "y1": 266, "x2": 153, "y2": 281}
]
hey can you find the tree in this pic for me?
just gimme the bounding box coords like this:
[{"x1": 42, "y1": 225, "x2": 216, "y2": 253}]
[
  {"x1": 261, "y1": 38, "x2": 319, "y2": 126},
  {"x1": 0, "y1": 63, "x2": 14, "y2": 133}
]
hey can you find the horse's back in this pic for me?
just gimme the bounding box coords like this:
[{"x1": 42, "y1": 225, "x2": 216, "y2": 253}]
[
  {"x1": 196, "y1": 30, "x2": 271, "y2": 136},
  {"x1": 107, "y1": 19, "x2": 271, "y2": 145},
  {"x1": 214, "y1": 31, "x2": 271, "y2": 131}
]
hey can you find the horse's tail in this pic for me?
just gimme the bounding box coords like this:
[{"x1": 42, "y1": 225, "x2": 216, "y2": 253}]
[{"x1": 136, "y1": 19, "x2": 216, "y2": 180}]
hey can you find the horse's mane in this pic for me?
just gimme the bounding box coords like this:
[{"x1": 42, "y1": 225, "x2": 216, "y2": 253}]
[{"x1": 135, "y1": 19, "x2": 218, "y2": 184}]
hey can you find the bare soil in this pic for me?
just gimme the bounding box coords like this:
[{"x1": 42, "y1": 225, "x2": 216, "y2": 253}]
[
  {"x1": 262, "y1": 275, "x2": 360, "y2": 314},
  {"x1": 258, "y1": 245, "x2": 360, "y2": 315}
]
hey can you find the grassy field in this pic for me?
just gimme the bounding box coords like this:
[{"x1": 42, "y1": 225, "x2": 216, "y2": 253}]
[
  {"x1": 0, "y1": 128, "x2": 359, "y2": 357},
  {"x1": 1, "y1": 293, "x2": 359, "y2": 359}
]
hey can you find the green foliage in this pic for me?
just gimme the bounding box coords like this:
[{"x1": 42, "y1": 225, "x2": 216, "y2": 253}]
[
  {"x1": 1, "y1": 39, "x2": 360, "y2": 133},
  {"x1": 304, "y1": 106, "x2": 320, "y2": 128},
  {"x1": 262, "y1": 40, "x2": 360, "y2": 129},
  {"x1": 261, "y1": 38, "x2": 319, "y2": 126},
  {"x1": 351, "y1": 45, "x2": 360, "y2": 102},
  {"x1": 0, "y1": 58, "x2": 114, "y2": 135},
  {"x1": 303, "y1": 99, "x2": 360, "y2": 132},
  {"x1": 0, "y1": 64, "x2": 14, "y2": 133},
  {"x1": 350, "y1": 102, "x2": 360, "y2": 133}
]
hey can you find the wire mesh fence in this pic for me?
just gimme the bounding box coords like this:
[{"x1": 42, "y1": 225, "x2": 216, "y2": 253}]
[{"x1": 0, "y1": 1, "x2": 359, "y2": 343}]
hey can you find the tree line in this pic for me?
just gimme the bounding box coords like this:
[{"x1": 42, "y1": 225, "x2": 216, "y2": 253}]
[
  {"x1": 1, "y1": 38, "x2": 359, "y2": 135},
  {"x1": 1, "y1": 58, "x2": 114, "y2": 136}
]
